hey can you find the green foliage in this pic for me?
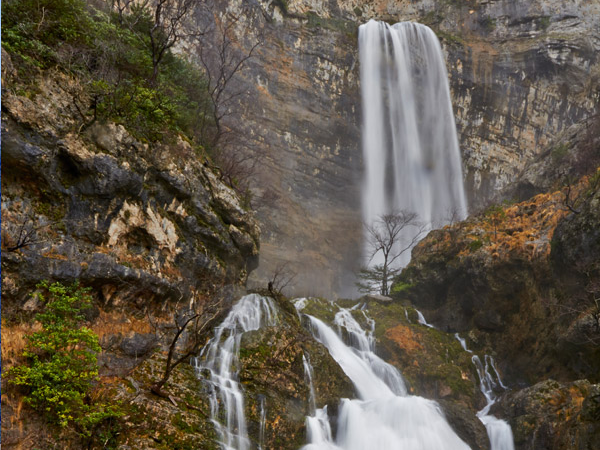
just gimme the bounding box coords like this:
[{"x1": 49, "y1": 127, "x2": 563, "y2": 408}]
[
  {"x1": 274, "y1": 0, "x2": 289, "y2": 14},
  {"x1": 356, "y1": 264, "x2": 401, "y2": 296},
  {"x1": 390, "y1": 281, "x2": 413, "y2": 295},
  {"x1": 7, "y1": 281, "x2": 120, "y2": 437},
  {"x1": 2, "y1": 0, "x2": 87, "y2": 67},
  {"x1": 538, "y1": 16, "x2": 551, "y2": 31},
  {"x1": 469, "y1": 239, "x2": 483, "y2": 252},
  {"x1": 551, "y1": 143, "x2": 570, "y2": 162},
  {"x1": 480, "y1": 16, "x2": 497, "y2": 32},
  {"x1": 2, "y1": 0, "x2": 215, "y2": 144},
  {"x1": 485, "y1": 204, "x2": 506, "y2": 239}
]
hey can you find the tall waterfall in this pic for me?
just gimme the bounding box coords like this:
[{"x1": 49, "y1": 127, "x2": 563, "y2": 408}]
[
  {"x1": 302, "y1": 308, "x2": 471, "y2": 450},
  {"x1": 359, "y1": 20, "x2": 467, "y2": 267}
]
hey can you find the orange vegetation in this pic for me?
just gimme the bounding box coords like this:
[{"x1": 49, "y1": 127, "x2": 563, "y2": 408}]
[
  {"x1": 90, "y1": 309, "x2": 153, "y2": 340},
  {"x1": 385, "y1": 325, "x2": 424, "y2": 354},
  {"x1": 423, "y1": 175, "x2": 592, "y2": 263}
]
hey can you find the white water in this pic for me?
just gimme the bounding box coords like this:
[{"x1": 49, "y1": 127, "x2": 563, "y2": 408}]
[
  {"x1": 455, "y1": 335, "x2": 515, "y2": 450},
  {"x1": 359, "y1": 20, "x2": 467, "y2": 268},
  {"x1": 416, "y1": 309, "x2": 435, "y2": 328},
  {"x1": 194, "y1": 294, "x2": 278, "y2": 450},
  {"x1": 258, "y1": 396, "x2": 266, "y2": 450},
  {"x1": 302, "y1": 308, "x2": 471, "y2": 450},
  {"x1": 302, "y1": 353, "x2": 317, "y2": 413}
]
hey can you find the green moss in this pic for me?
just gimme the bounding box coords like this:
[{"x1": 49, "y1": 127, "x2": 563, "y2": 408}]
[
  {"x1": 421, "y1": 11, "x2": 444, "y2": 25},
  {"x1": 305, "y1": 12, "x2": 357, "y2": 39},
  {"x1": 538, "y1": 16, "x2": 551, "y2": 31},
  {"x1": 298, "y1": 298, "x2": 338, "y2": 323},
  {"x1": 480, "y1": 16, "x2": 497, "y2": 32},
  {"x1": 551, "y1": 143, "x2": 570, "y2": 162},
  {"x1": 435, "y1": 30, "x2": 466, "y2": 46},
  {"x1": 34, "y1": 201, "x2": 65, "y2": 222},
  {"x1": 469, "y1": 239, "x2": 483, "y2": 252}
]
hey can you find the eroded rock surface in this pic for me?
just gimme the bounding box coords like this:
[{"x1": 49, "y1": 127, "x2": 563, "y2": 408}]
[{"x1": 1, "y1": 71, "x2": 260, "y2": 310}]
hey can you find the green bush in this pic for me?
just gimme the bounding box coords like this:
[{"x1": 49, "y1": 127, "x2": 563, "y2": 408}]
[
  {"x1": 8, "y1": 281, "x2": 120, "y2": 437},
  {"x1": 469, "y1": 239, "x2": 483, "y2": 252},
  {"x1": 2, "y1": 0, "x2": 215, "y2": 144}
]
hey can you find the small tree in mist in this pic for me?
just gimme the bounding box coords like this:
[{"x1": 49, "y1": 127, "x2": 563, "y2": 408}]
[{"x1": 356, "y1": 211, "x2": 426, "y2": 296}]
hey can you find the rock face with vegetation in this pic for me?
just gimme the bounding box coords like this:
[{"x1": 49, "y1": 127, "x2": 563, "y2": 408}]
[
  {"x1": 190, "y1": 0, "x2": 600, "y2": 297},
  {"x1": 237, "y1": 296, "x2": 354, "y2": 450},
  {"x1": 496, "y1": 379, "x2": 600, "y2": 450},
  {"x1": 395, "y1": 172, "x2": 600, "y2": 385},
  {"x1": 391, "y1": 169, "x2": 600, "y2": 449},
  {"x1": 1, "y1": 1, "x2": 260, "y2": 446},
  {"x1": 1, "y1": 66, "x2": 259, "y2": 309}
]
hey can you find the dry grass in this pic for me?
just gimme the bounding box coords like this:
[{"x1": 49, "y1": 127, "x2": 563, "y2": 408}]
[
  {"x1": 90, "y1": 309, "x2": 154, "y2": 340},
  {"x1": 1, "y1": 319, "x2": 41, "y2": 370}
]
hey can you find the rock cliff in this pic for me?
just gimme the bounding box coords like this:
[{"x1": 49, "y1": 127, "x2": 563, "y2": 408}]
[
  {"x1": 187, "y1": 0, "x2": 600, "y2": 297},
  {"x1": 1, "y1": 61, "x2": 260, "y2": 310}
]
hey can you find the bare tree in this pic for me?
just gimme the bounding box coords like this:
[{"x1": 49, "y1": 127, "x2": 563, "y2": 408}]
[
  {"x1": 197, "y1": 12, "x2": 260, "y2": 148},
  {"x1": 268, "y1": 262, "x2": 297, "y2": 297},
  {"x1": 357, "y1": 211, "x2": 426, "y2": 296},
  {"x1": 150, "y1": 299, "x2": 226, "y2": 397},
  {"x1": 2, "y1": 216, "x2": 50, "y2": 252}
]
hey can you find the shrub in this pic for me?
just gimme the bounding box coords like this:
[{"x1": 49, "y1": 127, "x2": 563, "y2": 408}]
[
  {"x1": 469, "y1": 239, "x2": 483, "y2": 252},
  {"x1": 7, "y1": 281, "x2": 120, "y2": 437}
]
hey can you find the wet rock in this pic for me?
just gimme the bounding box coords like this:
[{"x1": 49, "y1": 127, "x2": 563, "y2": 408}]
[
  {"x1": 120, "y1": 333, "x2": 158, "y2": 358},
  {"x1": 495, "y1": 379, "x2": 600, "y2": 450}
]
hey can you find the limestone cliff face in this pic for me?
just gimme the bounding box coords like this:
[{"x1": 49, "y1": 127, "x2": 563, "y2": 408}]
[
  {"x1": 189, "y1": 0, "x2": 599, "y2": 297},
  {"x1": 1, "y1": 61, "x2": 259, "y2": 311}
]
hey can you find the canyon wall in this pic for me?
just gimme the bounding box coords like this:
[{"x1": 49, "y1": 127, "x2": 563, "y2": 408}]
[{"x1": 190, "y1": 0, "x2": 600, "y2": 297}]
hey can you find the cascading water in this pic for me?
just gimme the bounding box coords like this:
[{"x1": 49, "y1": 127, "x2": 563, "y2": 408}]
[
  {"x1": 302, "y1": 307, "x2": 471, "y2": 450},
  {"x1": 359, "y1": 20, "x2": 467, "y2": 267},
  {"x1": 455, "y1": 334, "x2": 515, "y2": 450},
  {"x1": 194, "y1": 294, "x2": 278, "y2": 450}
]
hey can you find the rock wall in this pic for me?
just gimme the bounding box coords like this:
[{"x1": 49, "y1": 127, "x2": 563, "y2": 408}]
[
  {"x1": 186, "y1": 0, "x2": 600, "y2": 297},
  {"x1": 1, "y1": 61, "x2": 259, "y2": 312}
]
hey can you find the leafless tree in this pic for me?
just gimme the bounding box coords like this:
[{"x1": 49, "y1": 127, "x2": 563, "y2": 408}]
[
  {"x1": 2, "y1": 217, "x2": 49, "y2": 252},
  {"x1": 357, "y1": 211, "x2": 426, "y2": 296},
  {"x1": 150, "y1": 298, "x2": 226, "y2": 397},
  {"x1": 268, "y1": 262, "x2": 297, "y2": 297},
  {"x1": 147, "y1": 0, "x2": 198, "y2": 84},
  {"x1": 197, "y1": 12, "x2": 260, "y2": 148}
]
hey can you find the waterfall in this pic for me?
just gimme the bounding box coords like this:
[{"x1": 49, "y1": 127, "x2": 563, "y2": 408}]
[
  {"x1": 455, "y1": 335, "x2": 515, "y2": 450},
  {"x1": 359, "y1": 20, "x2": 467, "y2": 267},
  {"x1": 194, "y1": 294, "x2": 278, "y2": 450},
  {"x1": 302, "y1": 308, "x2": 471, "y2": 450},
  {"x1": 302, "y1": 353, "x2": 317, "y2": 413}
]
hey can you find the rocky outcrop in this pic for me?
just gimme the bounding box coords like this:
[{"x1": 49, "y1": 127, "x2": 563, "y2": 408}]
[
  {"x1": 182, "y1": 0, "x2": 600, "y2": 297},
  {"x1": 495, "y1": 379, "x2": 600, "y2": 450},
  {"x1": 0, "y1": 56, "x2": 263, "y2": 449},
  {"x1": 395, "y1": 173, "x2": 600, "y2": 386},
  {"x1": 238, "y1": 298, "x2": 354, "y2": 450},
  {"x1": 1, "y1": 68, "x2": 259, "y2": 311}
]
